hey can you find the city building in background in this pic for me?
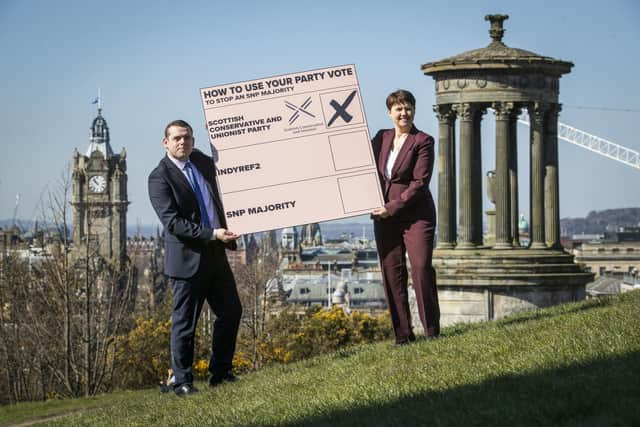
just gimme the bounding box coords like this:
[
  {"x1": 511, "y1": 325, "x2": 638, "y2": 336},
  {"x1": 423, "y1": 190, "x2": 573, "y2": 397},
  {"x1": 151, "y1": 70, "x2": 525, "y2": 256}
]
[{"x1": 573, "y1": 227, "x2": 640, "y2": 296}]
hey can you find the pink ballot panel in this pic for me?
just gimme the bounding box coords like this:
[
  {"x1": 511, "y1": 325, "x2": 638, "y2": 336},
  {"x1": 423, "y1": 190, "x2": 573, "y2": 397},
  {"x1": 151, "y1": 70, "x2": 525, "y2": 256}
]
[{"x1": 200, "y1": 64, "x2": 383, "y2": 234}]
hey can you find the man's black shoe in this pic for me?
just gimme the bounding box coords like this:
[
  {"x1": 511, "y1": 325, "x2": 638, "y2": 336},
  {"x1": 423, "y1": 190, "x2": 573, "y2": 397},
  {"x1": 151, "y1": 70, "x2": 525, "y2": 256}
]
[
  {"x1": 209, "y1": 371, "x2": 238, "y2": 387},
  {"x1": 174, "y1": 383, "x2": 199, "y2": 396}
]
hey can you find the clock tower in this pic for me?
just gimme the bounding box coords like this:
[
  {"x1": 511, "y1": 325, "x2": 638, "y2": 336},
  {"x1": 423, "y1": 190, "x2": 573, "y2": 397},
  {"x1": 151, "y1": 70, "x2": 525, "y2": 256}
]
[{"x1": 72, "y1": 106, "x2": 129, "y2": 267}]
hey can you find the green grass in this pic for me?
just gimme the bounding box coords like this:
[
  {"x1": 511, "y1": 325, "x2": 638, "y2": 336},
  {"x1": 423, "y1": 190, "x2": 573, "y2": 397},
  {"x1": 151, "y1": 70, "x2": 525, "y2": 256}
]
[{"x1": 2, "y1": 291, "x2": 640, "y2": 427}]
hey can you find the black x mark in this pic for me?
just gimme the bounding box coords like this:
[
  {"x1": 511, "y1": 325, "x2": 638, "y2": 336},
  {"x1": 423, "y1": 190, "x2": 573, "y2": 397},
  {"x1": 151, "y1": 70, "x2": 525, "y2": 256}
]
[{"x1": 327, "y1": 90, "x2": 357, "y2": 127}]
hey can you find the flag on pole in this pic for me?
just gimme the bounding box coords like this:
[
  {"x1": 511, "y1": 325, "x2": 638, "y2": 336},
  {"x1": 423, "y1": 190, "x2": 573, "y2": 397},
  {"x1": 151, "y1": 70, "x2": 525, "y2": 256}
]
[{"x1": 92, "y1": 88, "x2": 102, "y2": 110}]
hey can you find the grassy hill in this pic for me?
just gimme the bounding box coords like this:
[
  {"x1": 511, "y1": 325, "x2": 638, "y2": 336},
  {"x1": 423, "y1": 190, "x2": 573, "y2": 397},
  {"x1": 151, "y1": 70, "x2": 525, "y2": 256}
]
[{"x1": 2, "y1": 291, "x2": 640, "y2": 427}]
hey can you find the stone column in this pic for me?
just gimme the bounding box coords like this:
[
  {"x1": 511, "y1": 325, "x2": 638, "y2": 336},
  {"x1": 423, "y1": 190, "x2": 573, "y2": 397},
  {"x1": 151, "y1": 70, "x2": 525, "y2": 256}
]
[
  {"x1": 509, "y1": 106, "x2": 522, "y2": 247},
  {"x1": 472, "y1": 108, "x2": 486, "y2": 246},
  {"x1": 449, "y1": 107, "x2": 457, "y2": 246},
  {"x1": 529, "y1": 102, "x2": 547, "y2": 249},
  {"x1": 492, "y1": 102, "x2": 514, "y2": 249},
  {"x1": 434, "y1": 104, "x2": 456, "y2": 249},
  {"x1": 454, "y1": 103, "x2": 477, "y2": 249},
  {"x1": 545, "y1": 103, "x2": 562, "y2": 249}
]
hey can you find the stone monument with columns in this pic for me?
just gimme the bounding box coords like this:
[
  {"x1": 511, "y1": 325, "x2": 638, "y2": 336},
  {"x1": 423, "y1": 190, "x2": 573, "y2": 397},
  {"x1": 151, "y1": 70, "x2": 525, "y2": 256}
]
[{"x1": 420, "y1": 14, "x2": 593, "y2": 326}]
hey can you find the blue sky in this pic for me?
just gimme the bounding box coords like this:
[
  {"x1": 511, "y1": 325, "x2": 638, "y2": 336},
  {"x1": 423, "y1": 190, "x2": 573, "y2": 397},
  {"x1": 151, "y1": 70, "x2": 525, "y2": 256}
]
[{"x1": 1, "y1": 0, "x2": 639, "y2": 228}]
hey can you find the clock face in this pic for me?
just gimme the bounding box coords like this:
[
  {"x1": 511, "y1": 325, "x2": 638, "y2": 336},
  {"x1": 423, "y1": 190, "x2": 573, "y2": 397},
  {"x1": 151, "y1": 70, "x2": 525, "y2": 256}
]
[{"x1": 88, "y1": 175, "x2": 107, "y2": 193}]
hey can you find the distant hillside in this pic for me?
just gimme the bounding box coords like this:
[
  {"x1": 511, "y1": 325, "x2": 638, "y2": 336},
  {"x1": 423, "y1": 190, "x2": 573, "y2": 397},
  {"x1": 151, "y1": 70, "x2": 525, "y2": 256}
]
[
  {"x1": 0, "y1": 219, "x2": 36, "y2": 231},
  {"x1": 6, "y1": 207, "x2": 638, "y2": 241},
  {"x1": 318, "y1": 220, "x2": 374, "y2": 240},
  {"x1": 0, "y1": 220, "x2": 160, "y2": 239},
  {"x1": 0, "y1": 218, "x2": 374, "y2": 242},
  {"x1": 561, "y1": 207, "x2": 640, "y2": 235}
]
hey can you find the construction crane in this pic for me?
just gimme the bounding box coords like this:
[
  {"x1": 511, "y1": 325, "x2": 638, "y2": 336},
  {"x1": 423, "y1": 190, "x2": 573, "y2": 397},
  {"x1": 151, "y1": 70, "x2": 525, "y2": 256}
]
[{"x1": 518, "y1": 116, "x2": 640, "y2": 171}]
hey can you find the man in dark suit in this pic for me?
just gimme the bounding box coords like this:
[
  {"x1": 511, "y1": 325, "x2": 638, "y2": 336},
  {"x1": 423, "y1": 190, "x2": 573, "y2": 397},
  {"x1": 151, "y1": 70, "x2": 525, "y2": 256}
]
[{"x1": 148, "y1": 119, "x2": 241, "y2": 396}]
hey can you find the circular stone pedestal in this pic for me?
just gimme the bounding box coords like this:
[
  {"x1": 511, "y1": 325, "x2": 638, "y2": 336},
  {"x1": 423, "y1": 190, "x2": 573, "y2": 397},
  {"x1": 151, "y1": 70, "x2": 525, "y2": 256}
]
[{"x1": 410, "y1": 248, "x2": 594, "y2": 331}]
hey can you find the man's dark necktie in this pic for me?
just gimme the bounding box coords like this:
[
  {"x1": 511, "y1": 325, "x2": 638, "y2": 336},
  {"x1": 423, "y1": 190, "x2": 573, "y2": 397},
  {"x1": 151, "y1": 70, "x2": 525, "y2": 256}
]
[{"x1": 184, "y1": 161, "x2": 211, "y2": 228}]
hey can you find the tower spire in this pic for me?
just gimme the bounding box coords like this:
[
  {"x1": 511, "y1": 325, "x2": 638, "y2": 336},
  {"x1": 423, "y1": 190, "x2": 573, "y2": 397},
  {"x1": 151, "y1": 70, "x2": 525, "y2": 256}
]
[{"x1": 87, "y1": 91, "x2": 113, "y2": 158}]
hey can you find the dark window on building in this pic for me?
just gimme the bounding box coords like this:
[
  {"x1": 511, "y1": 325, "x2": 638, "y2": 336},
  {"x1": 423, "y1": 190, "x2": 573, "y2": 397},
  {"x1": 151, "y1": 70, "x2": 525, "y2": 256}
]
[{"x1": 354, "y1": 287, "x2": 364, "y2": 294}]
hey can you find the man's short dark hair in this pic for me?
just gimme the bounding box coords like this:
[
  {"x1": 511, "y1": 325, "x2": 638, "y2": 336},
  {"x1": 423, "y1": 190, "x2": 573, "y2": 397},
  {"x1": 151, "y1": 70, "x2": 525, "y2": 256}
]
[
  {"x1": 385, "y1": 90, "x2": 416, "y2": 110},
  {"x1": 164, "y1": 120, "x2": 193, "y2": 137}
]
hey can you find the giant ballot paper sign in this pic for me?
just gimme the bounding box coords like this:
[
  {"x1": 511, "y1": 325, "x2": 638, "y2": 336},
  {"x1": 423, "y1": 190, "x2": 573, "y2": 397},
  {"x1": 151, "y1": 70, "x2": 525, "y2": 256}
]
[{"x1": 200, "y1": 64, "x2": 383, "y2": 234}]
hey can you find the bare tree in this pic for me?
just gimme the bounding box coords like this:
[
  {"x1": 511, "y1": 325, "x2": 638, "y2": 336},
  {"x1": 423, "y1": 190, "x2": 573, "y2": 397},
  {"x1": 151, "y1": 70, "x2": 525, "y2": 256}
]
[
  {"x1": 0, "y1": 253, "x2": 37, "y2": 403},
  {"x1": 235, "y1": 237, "x2": 279, "y2": 369},
  {"x1": 0, "y1": 166, "x2": 137, "y2": 401}
]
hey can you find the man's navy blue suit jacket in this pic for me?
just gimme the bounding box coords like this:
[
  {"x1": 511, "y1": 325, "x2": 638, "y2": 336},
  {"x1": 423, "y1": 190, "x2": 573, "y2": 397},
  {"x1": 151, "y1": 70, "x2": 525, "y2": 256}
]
[{"x1": 148, "y1": 148, "x2": 236, "y2": 279}]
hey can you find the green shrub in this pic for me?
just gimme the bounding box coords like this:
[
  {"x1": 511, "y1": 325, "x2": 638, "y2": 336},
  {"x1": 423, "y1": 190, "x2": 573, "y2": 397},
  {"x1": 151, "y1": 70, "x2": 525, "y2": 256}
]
[{"x1": 255, "y1": 306, "x2": 393, "y2": 365}]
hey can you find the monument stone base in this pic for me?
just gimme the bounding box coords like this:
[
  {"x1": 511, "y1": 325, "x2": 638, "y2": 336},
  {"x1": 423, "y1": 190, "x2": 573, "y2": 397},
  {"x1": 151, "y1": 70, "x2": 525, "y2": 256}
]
[{"x1": 409, "y1": 248, "x2": 594, "y2": 333}]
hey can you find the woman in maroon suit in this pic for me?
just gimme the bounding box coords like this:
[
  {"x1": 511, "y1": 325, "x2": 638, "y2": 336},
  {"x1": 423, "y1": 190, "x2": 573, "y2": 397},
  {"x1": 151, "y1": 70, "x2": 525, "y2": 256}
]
[{"x1": 371, "y1": 89, "x2": 440, "y2": 344}]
